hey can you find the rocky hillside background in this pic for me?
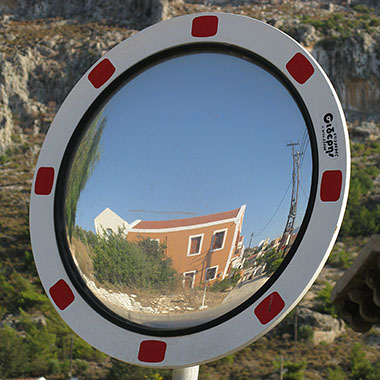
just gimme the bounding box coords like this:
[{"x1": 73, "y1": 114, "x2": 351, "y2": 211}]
[
  {"x1": 1, "y1": 0, "x2": 380, "y2": 154},
  {"x1": 0, "y1": 1, "x2": 380, "y2": 379}
]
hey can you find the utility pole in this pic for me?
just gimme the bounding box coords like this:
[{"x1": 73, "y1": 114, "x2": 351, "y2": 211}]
[
  {"x1": 279, "y1": 142, "x2": 302, "y2": 256},
  {"x1": 248, "y1": 232, "x2": 254, "y2": 249}
]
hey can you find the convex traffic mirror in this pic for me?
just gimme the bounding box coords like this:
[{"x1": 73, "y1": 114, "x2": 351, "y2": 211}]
[{"x1": 30, "y1": 13, "x2": 350, "y2": 368}]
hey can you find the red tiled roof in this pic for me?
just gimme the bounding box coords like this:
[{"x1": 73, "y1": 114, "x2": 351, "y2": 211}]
[{"x1": 133, "y1": 207, "x2": 241, "y2": 230}]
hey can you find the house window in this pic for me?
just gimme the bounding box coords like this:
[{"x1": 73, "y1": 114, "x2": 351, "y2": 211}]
[
  {"x1": 183, "y1": 271, "x2": 196, "y2": 288},
  {"x1": 187, "y1": 234, "x2": 203, "y2": 256},
  {"x1": 205, "y1": 266, "x2": 218, "y2": 281},
  {"x1": 211, "y1": 229, "x2": 226, "y2": 251}
]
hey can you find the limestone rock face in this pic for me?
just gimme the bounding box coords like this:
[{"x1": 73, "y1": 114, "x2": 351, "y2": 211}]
[
  {"x1": 1, "y1": 0, "x2": 380, "y2": 155},
  {"x1": 0, "y1": 48, "x2": 38, "y2": 153},
  {"x1": 297, "y1": 307, "x2": 346, "y2": 344},
  {"x1": 0, "y1": 0, "x2": 166, "y2": 29},
  {"x1": 312, "y1": 33, "x2": 380, "y2": 121},
  {"x1": 350, "y1": 121, "x2": 380, "y2": 143},
  {"x1": 0, "y1": 27, "x2": 129, "y2": 154}
]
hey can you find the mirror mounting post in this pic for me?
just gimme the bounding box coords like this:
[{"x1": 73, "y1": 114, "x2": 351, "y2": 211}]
[{"x1": 172, "y1": 366, "x2": 200, "y2": 380}]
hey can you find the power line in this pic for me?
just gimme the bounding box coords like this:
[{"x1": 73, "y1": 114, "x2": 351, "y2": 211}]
[
  {"x1": 252, "y1": 180, "x2": 292, "y2": 238},
  {"x1": 299, "y1": 130, "x2": 307, "y2": 154},
  {"x1": 250, "y1": 131, "x2": 309, "y2": 242},
  {"x1": 299, "y1": 130, "x2": 309, "y2": 168},
  {"x1": 300, "y1": 182, "x2": 309, "y2": 200},
  {"x1": 300, "y1": 139, "x2": 309, "y2": 168}
]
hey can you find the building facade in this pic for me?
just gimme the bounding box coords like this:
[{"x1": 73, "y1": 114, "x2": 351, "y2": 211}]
[{"x1": 94, "y1": 205, "x2": 246, "y2": 287}]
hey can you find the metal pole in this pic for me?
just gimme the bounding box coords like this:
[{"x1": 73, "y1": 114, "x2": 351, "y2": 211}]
[
  {"x1": 68, "y1": 336, "x2": 73, "y2": 379},
  {"x1": 200, "y1": 285, "x2": 207, "y2": 309},
  {"x1": 172, "y1": 365, "x2": 200, "y2": 380},
  {"x1": 294, "y1": 308, "x2": 298, "y2": 361}
]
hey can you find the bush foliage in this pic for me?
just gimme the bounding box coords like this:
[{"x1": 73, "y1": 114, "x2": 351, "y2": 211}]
[
  {"x1": 89, "y1": 231, "x2": 180, "y2": 291},
  {"x1": 256, "y1": 248, "x2": 283, "y2": 275},
  {"x1": 210, "y1": 268, "x2": 241, "y2": 292},
  {"x1": 340, "y1": 142, "x2": 380, "y2": 237},
  {"x1": 316, "y1": 282, "x2": 337, "y2": 318}
]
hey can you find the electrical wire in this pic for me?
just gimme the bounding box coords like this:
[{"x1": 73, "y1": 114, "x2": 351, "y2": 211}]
[
  {"x1": 252, "y1": 179, "x2": 292, "y2": 237},
  {"x1": 252, "y1": 128, "x2": 309, "y2": 240},
  {"x1": 300, "y1": 182, "x2": 309, "y2": 200}
]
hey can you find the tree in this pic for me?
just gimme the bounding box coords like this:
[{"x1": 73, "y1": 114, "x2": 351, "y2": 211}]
[
  {"x1": 65, "y1": 113, "x2": 107, "y2": 240},
  {"x1": 0, "y1": 325, "x2": 28, "y2": 378}
]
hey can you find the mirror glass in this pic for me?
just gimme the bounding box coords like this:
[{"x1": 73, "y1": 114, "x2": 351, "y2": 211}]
[{"x1": 62, "y1": 50, "x2": 313, "y2": 330}]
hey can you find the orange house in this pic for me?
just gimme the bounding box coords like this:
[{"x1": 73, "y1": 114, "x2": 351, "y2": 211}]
[{"x1": 94, "y1": 205, "x2": 246, "y2": 287}]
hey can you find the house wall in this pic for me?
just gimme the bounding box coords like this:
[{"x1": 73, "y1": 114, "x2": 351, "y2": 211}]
[
  {"x1": 127, "y1": 220, "x2": 239, "y2": 286},
  {"x1": 94, "y1": 207, "x2": 131, "y2": 236}
]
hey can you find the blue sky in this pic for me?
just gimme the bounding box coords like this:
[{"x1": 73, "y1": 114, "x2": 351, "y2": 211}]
[{"x1": 72, "y1": 52, "x2": 312, "y2": 247}]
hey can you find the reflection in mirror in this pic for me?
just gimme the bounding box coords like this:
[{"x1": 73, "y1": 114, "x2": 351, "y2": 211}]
[{"x1": 63, "y1": 50, "x2": 313, "y2": 330}]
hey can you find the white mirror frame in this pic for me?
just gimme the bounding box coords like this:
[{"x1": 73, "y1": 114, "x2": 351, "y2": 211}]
[{"x1": 30, "y1": 13, "x2": 350, "y2": 368}]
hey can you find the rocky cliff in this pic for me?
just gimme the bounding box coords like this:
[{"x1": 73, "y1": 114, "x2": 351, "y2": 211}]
[
  {"x1": 0, "y1": 20, "x2": 133, "y2": 153},
  {"x1": 312, "y1": 33, "x2": 380, "y2": 121},
  {"x1": 0, "y1": 0, "x2": 166, "y2": 28},
  {"x1": 1, "y1": 0, "x2": 379, "y2": 155}
]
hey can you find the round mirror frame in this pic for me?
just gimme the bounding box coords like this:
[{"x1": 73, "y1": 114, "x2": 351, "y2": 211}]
[{"x1": 30, "y1": 13, "x2": 350, "y2": 368}]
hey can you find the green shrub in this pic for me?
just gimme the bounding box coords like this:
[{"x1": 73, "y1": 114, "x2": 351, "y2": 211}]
[
  {"x1": 91, "y1": 232, "x2": 180, "y2": 291},
  {"x1": 370, "y1": 18, "x2": 380, "y2": 27},
  {"x1": 0, "y1": 325, "x2": 29, "y2": 378},
  {"x1": 105, "y1": 358, "x2": 170, "y2": 380},
  {"x1": 73, "y1": 336, "x2": 106, "y2": 362},
  {"x1": 328, "y1": 367, "x2": 347, "y2": 380},
  {"x1": 257, "y1": 248, "x2": 283, "y2": 275},
  {"x1": 0, "y1": 153, "x2": 10, "y2": 164},
  {"x1": 368, "y1": 359, "x2": 380, "y2": 380},
  {"x1": 350, "y1": 343, "x2": 372, "y2": 380},
  {"x1": 18, "y1": 310, "x2": 61, "y2": 376},
  {"x1": 298, "y1": 325, "x2": 314, "y2": 342},
  {"x1": 340, "y1": 157, "x2": 380, "y2": 237},
  {"x1": 73, "y1": 359, "x2": 89, "y2": 377},
  {"x1": 0, "y1": 270, "x2": 48, "y2": 314},
  {"x1": 210, "y1": 268, "x2": 240, "y2": 292},
  {"x1": 328, "y1": 249, "x2": 352, "y2": 269},
  {"x1": 316, "y1": 282, "x2": 337, "y2": 317},
  {"x1": 219, "y1": 354, "x2": 235, "y2": 365},
  {"x1": 352, "y1": 4, "x2": 373, "y2": 13},
  {"x1": 283, "y1": 360, "x2": 307, "y2": 380}
]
